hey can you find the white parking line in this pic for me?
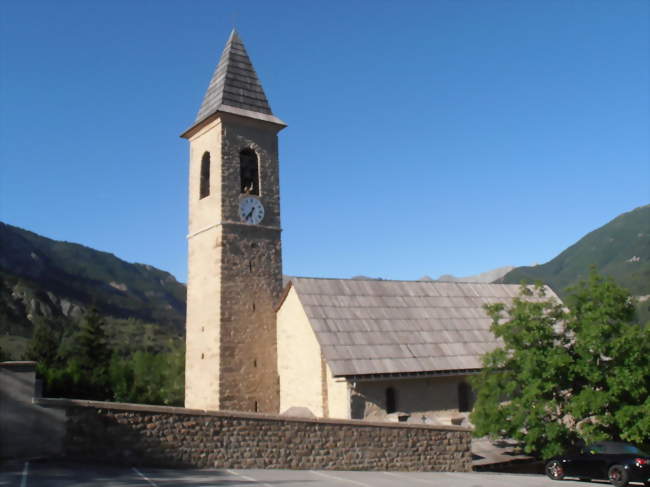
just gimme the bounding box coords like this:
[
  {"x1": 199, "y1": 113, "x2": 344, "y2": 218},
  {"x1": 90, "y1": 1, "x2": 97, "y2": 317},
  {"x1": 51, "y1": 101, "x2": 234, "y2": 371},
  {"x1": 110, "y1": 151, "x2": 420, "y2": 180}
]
[
  {"x1": 225, "y1": 469, "x2": 273, "y2": 487},
  {"x1": 382, "y1": 471, "x2": 438, "y2": 484},
  {"x1": 310, "y1": 470, "x2": 373, "y2": 487},
  {"x1": 20, "y1": 462, "x2": 29, "y2": 487},
  {"x1": 442, "y1": 471, "x2": 533, "y2": 486},
  {"x1": 132, "y1": 467, "x2": 159, "y2": 487}
]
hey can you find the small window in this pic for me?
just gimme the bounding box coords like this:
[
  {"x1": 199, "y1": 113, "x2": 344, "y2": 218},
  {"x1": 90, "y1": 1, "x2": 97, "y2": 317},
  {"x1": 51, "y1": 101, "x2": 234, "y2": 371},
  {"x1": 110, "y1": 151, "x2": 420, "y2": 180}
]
[
  {"x1": 350, "y1": 394, "x2": 366, "y2": 419},
  {"x1": 240, "y1": 149, "x2": 259, "y2": 195},
  {"x1": 458, "y1": 382, "x2": 473, "y2": 412},
  {"x1": 385, "y1": 387, "x2": 397, "y2": 414},
  {"x1": 200, "y1": 152, "x2": 210, "y2": 199}
]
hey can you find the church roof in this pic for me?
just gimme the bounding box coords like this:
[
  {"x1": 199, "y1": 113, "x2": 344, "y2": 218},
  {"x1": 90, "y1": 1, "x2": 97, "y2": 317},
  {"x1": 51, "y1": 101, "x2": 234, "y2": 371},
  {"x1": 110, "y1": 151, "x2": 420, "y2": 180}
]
[
  {"x1": 195, "y1": 29, "x2": 274, "y2": 124},
  {"x1": 285, "y1": 277, "x2": 560, "y2": 378}
]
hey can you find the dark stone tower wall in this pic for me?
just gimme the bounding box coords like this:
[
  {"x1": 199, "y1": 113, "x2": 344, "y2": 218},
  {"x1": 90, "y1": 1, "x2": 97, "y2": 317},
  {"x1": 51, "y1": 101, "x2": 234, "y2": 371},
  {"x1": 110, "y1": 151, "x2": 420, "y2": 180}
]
[{"x1": 218, "y1": 116, "x2": 282, "y2": 413}]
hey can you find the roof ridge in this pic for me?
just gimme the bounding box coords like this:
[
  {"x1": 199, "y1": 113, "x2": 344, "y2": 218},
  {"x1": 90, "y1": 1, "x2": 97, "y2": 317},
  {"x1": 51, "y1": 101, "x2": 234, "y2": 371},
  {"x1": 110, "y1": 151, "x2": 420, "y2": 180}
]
[{"x1": 289, "y1": 275, "x2": 523, "y2": 286}]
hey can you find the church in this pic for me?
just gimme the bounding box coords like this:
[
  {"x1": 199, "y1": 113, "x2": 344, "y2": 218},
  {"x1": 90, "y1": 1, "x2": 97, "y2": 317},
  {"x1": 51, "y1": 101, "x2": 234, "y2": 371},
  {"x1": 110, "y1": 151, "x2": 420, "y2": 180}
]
[{"x1": 181, "y1": 30, "x2": 558, "y2": 425}]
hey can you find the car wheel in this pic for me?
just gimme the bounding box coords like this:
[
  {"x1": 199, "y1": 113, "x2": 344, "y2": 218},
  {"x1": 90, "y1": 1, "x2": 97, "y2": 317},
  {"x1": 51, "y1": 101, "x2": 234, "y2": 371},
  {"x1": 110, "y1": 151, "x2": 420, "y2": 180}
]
[
  {"x1": 546, "y1": 460, "x2": 565, "y2": 480},
  {"x1": 607, "y1": 464, "x2": 629, "y2": 487}
]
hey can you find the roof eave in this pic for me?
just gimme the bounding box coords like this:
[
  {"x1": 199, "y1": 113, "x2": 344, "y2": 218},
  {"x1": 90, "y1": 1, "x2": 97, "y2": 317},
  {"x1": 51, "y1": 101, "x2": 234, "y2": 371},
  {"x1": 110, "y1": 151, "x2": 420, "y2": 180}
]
[
  {"x1": 337, "y1": 368, "x2": 482, "y2": 382},
  {"x1": 180, "y1": 104, "x2": 287, "y2": 139}
]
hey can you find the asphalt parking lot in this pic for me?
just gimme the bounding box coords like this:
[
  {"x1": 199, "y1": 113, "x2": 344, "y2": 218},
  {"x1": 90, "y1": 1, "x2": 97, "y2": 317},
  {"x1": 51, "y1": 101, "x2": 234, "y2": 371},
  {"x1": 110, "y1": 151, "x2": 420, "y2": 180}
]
[{"x1": 0, "y1": 460, "x2": 614, "y2": 487}]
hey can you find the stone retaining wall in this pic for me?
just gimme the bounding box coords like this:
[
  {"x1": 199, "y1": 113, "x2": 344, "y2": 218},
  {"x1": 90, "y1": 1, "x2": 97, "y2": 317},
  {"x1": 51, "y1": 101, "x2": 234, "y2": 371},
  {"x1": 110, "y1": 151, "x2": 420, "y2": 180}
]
[{"x1": 35, "y1": 398, "x2": 471, "y2": 471}]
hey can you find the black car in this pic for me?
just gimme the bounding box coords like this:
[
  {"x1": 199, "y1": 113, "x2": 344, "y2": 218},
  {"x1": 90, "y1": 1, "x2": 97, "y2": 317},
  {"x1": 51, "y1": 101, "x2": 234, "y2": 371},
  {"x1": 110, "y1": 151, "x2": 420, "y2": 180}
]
[{"x1": 546, "y1": 441, "x2": 650, "y2": 487}]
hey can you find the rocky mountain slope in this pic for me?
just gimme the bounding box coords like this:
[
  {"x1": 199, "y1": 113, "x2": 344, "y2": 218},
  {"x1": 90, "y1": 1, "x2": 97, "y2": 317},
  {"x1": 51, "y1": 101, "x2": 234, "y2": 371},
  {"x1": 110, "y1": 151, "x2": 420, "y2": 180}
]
[{"x1": 0, "y1": 222, "x2": 186, "y2": 356}]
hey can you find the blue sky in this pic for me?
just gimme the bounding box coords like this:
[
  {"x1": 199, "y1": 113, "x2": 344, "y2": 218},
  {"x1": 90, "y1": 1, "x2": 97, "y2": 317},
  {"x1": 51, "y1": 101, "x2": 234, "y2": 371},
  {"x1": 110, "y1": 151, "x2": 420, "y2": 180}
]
[{"x1": 1, "y1": 0, "x2": 648, "y2": 283}]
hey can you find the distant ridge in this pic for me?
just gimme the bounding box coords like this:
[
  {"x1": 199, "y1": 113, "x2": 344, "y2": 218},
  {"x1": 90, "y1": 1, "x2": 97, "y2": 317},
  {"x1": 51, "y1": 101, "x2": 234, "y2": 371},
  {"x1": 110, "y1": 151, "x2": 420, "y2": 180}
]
[{"x1": 432, "y1": 266, "x2": 515, "y2": 284}]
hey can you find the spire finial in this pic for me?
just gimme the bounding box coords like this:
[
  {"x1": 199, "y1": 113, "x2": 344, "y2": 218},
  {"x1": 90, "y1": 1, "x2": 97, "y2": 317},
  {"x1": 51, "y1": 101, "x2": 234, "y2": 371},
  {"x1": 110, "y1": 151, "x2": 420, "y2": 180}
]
[{"x1": 231, "y1": 11, "x2": 238, "y2": 33}]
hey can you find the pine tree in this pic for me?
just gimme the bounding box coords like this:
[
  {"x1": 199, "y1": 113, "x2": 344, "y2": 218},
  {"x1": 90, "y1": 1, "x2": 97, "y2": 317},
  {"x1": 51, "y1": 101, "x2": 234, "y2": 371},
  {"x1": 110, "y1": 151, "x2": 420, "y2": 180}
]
[
  {"x1": 25, "y1": 317, "x2": 62, "y2": 367},
  {"x1": 57, "y1": 308, "x2": 112, "y2": 400}
]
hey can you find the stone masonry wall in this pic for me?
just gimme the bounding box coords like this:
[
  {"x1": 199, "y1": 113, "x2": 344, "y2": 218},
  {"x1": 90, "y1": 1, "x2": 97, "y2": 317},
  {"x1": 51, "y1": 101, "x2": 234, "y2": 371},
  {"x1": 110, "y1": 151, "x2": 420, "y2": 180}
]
[
  {"x1": 36, "y1": 398, "x2": 471, "y2": 471},
  {"x1": 217, "y1": 115, "x2": 283, "y2": 414}
]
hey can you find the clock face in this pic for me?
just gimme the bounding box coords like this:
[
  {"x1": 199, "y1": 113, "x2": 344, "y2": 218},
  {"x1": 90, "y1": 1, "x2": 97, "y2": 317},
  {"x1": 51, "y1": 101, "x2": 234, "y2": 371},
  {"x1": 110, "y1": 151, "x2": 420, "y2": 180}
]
[{"x1": 239, "y1": 196, "x2": 265, "y2": 225}]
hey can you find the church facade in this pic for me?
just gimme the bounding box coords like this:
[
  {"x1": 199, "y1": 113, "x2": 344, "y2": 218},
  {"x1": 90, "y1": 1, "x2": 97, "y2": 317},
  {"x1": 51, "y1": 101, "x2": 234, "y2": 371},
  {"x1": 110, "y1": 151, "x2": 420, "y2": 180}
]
[
  {"x1": 182, "y1": 31, "x2": 560, "y2": 425},
  {"x1": 276, "y1": 277, "x2": 559, "y2": 425}
]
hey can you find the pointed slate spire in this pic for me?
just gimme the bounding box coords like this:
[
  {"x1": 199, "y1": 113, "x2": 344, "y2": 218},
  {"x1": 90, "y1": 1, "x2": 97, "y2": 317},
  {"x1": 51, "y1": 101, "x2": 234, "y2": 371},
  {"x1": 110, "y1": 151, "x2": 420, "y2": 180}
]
[{"x1": 195, "y1": 29, "x2": 273, "y2": 124}]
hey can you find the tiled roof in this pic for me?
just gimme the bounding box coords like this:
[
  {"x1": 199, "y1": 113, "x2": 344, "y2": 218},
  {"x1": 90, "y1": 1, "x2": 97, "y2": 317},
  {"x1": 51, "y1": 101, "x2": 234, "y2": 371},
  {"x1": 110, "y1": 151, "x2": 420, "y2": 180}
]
[
  {"x1": 288, "y1": 277, "x2": 560, "y2": 377},
  {"x1": 196, "y1": 29, "x2": 273, "y2": 124}
]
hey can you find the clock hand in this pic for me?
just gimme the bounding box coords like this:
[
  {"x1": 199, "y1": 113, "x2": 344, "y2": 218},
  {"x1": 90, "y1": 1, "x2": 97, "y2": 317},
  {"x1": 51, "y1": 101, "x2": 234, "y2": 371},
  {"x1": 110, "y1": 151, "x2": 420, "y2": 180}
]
[{"x1": 245, "y1": 207, "x2": 255, "y2": 221}]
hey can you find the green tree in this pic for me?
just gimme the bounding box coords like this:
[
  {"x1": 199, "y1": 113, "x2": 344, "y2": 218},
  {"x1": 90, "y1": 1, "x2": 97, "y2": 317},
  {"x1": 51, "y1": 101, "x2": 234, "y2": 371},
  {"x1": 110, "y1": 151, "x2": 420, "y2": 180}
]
[
  {"x1": 34, "y1": 308, "x2": 185, "y2": 405},
  {"x1": 470, "y1": 271, "x2": 650, "y2": 459},
  {"x1": 25, "y1": 317, "x2": 63, "y2": 367},
  {"x1": 44, "y1": 308, "x2": 113, "y2": 400},
  {"x1": 109, "y1": 339, "x2": 184, "y2": 406},
  {"x1": 70, "y1": 308, "x2": 111, "y2": 370}
]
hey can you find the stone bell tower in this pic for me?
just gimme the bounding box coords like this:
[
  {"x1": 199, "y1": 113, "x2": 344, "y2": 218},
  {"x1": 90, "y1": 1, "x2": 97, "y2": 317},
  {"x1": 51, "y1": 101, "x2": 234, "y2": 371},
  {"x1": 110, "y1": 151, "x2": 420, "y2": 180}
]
[{"x1": 181, "y1": 30, "x2": 285, "y2": 413}]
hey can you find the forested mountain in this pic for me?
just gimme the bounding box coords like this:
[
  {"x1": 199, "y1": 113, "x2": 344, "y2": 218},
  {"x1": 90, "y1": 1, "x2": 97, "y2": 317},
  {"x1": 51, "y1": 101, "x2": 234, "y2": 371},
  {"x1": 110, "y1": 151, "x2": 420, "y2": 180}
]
[
  {"x1": 498, "y1": 205, "x2": 650, "y2": 322},
  {"x1": 0, "y1": 222, "x2": 186, "y2": 358}
]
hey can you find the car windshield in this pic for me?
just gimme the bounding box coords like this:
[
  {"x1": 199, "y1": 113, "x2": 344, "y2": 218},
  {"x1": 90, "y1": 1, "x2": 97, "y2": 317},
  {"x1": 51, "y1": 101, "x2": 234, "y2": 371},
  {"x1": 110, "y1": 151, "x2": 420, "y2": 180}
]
[
  {"x1": 617, "y1": 444, "x2": 647, "y2": 455},
  {"x1": 595, "y1": 443, "x2": 649, "y2": 455}
]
